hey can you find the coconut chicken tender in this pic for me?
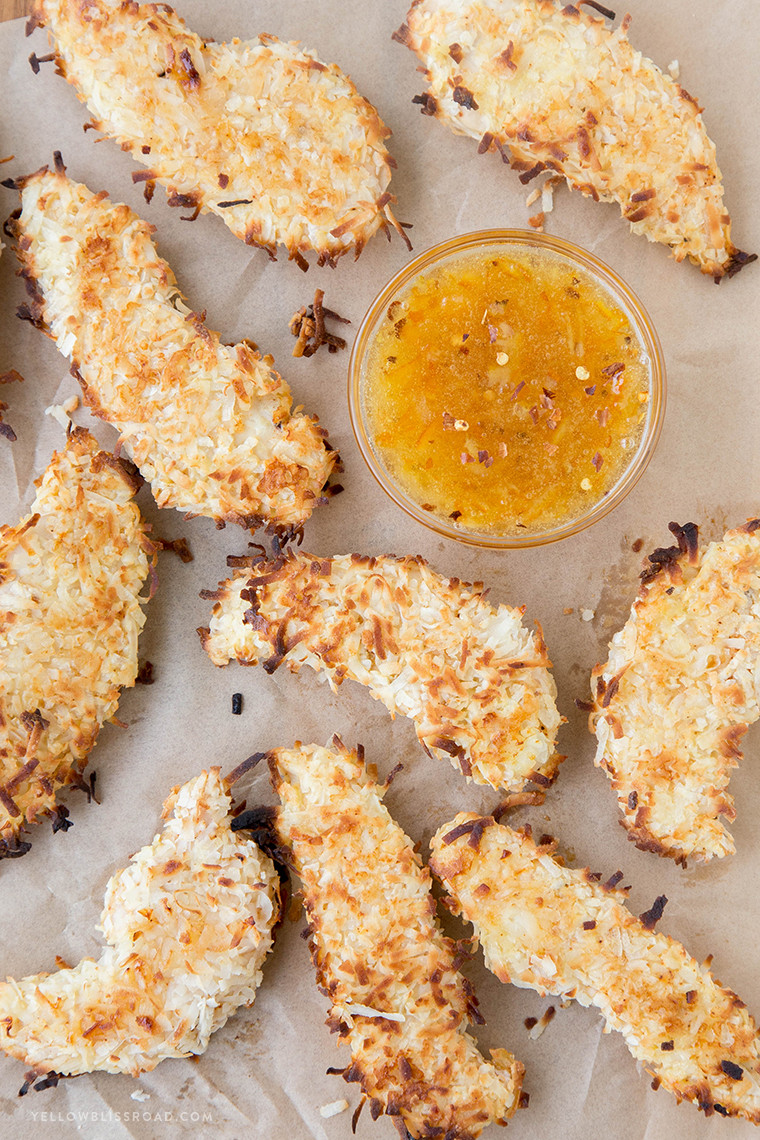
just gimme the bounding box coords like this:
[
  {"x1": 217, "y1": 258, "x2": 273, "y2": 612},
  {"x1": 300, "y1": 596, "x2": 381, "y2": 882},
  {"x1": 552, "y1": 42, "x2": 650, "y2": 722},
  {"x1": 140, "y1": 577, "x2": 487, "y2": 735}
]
[
  {"x1": 200, "y1": 551, "x2": 561, "y2": 792},
  {"x1": 0, "y1": 769, "x2": 280, "y2": 1078},
  {"x1": 590, "y1": 520, "x2": 760, "y2": 864},
  {"x1": 9, "y1": 168, "x2": 336, "y2": 533},
  {"x1": 0, "y1": 428, "x2": 150, "y2": 860},
  {"x1": 395, "y1": 0, "x2": 755, "y2": 279},
  {"x1": 28, "y1": 0, "x2": 406, "y2": 265},
  {"x1": 431, "y1": 813, "x2": 760, "y2": 1123},
  {"x1": 246, "y1": 739, "x2": 523, "y2": 1137}
]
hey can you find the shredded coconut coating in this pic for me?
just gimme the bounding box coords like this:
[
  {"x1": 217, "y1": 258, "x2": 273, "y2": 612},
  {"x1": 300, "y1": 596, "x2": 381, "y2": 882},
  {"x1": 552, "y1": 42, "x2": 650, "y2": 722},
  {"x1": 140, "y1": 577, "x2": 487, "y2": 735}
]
[
  {"x1": 396, "y1": 0, "x2": 755, "y2": 279},
  {"x1": 590, "y1": 521, "x2": 760, "y2": 864},
  {"x1": 267, "y1": 739, "x2": 523, "y2": 1137},
  {"x1": 0, "y1": 428, "x2": 150, "y2": 859},
  {"x1": 31, "y1": 0, "x2": 404, "y2": 265},
  {"x1": 200, "y1": 551, "x2": 561, "y2": 792},
  {"x1": 430, "y1": 813, "x2": 760, "y2": 1123},
  {"x1": 11, "y1": 169, "x2": 336, "y2": 532},
  {"x1": 0, "y1": 769, "x2": 280, "y2": 1077}
]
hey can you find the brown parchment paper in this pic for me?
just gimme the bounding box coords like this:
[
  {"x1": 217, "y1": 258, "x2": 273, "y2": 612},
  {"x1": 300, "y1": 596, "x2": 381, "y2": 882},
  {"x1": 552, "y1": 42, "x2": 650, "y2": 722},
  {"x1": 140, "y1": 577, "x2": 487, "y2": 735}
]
[{"x1": 0, "y1": 2, "x2": 759, "y2": 1138}]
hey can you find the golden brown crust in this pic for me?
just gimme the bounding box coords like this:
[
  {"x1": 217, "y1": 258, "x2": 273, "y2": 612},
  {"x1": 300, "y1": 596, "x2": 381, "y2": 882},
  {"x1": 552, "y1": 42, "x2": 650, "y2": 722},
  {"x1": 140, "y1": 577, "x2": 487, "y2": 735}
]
[
  {"x1": 590, "y1": 521, "x2": 760, "y2": 863},
  {"x1": 0, "y1": 770, "x2": 280, "y2": 1076},
  {"x1": 398, "y1": 0, "x2": 754, "y2": 278},
  {"x1": 201, "y1": 550, "x2": 562, "y2": 792},
  {"x1": 0, "y1": 428, "x2": 150, "y2": 857},
  {"x1": 431, "y1": 813, "x2": 760, "y2": 1122},
  {"x1": 31, "y1": 0, "x2": 406, "y2": 264},
  {"x1": 267, "y1": 740, "x2": 523, "y2": 1138},
  {"x1": 10, "y1": 169, "x2": 337, "y2": 533}
]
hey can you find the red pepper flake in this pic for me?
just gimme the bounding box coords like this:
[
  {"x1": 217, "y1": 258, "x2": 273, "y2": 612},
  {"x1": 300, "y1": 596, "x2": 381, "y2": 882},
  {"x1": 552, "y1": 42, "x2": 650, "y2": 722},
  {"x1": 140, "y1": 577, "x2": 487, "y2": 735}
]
[
  {"x1": 528, "y1": 406, "x2": 539, "y2": 423},
  {"x1": 462, "y1": 332, "x2": 470, "y2": 341},
  {"x1": 442, "y1": 411, "x2": 455, "y2": 430},
  {"x1": 488, "y1": 324, "x2": 498, "y2": 343},
  {"x1": 584, "y1": 385, "x2": 596, "y2": 396},
  {"x1": 460, "y1": 452, "x2": 475, "y2": 464},
  {"x1": 511, "y1": 381, "x2": 525, "y2": 400},
  {"x1": 592, "y1": 451, "x2": 603, "y2": 471},
  {"x1": 595, "y1": 408, "x2": 610, "y2": 427}
]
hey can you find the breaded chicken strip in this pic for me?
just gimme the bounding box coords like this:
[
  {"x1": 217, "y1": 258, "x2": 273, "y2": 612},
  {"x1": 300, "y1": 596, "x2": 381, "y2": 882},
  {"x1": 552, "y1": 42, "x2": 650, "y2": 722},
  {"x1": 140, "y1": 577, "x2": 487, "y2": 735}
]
[
  {"x1": 245, "y1": 739, "x2": 523, "y2": 1137},
  {"x1": 0, "y1": 769, "x2": 280, "y2": 1078},
  {"x1": 200, "y1": 551, "x2": 561, "y2": 792},
  {"x1": 431, "y1": 813, "x2": 760, "y2": 1123},
  {"x1": 590, "y1": 520, "x2": 760, "y2": 864},
  {"x1": 9, "y1": 168, "x2": 336, "y2": 533},
  {"x1": 395, "y1": 0, "x2": 754, "y2": 279},
  {"x1": 28, "y1": 0, "x2": 406, "y2": 265},
  {"x1": 0, "y1": 428, "x2": 150, "y2": 859}
]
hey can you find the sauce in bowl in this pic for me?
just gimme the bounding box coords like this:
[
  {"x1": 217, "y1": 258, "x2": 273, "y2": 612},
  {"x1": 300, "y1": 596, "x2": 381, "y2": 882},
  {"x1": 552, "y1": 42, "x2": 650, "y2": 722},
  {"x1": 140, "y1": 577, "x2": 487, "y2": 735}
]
[{"x1": 349, "y1": 232, "x2": 665, "y2": 548}]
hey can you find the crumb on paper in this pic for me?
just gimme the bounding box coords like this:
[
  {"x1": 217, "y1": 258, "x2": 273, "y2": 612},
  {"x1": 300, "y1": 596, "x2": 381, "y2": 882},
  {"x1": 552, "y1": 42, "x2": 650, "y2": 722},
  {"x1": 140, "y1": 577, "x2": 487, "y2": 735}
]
[
  {"x1": 319, "y1": 1099, "x2": 349, "y2": 1118},
  {"x1": 526, "y1": 1005, "x2": 556, "y2": 1040},
  {"x1": 563, "y1": 607, "x2": 574, "y2": 615},
  {"x1": 667, "y1": 59, "x2": 680, "y2": 79},
  {"x1": 44, "y1": 394, "x2": 80, "y2": 430},
  {"x1": 289, "y1": 288, "x2": 350, "y2": 357},
  {"x1": 131, "y1": 1089, "x2": 150, "y2": 1102},
  {"x1": 581, "y1": 608, "x2": 595, "y2": 622},
  {"x1": 528, "y1": 212, "x2": 545, "y2": 231}
]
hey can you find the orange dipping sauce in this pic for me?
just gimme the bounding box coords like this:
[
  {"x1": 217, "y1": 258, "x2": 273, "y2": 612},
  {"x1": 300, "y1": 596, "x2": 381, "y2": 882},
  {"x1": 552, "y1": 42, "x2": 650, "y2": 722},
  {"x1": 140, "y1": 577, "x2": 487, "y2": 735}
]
[{"x1": 363, "y1": 244, "x2": 652, "y2": 538}]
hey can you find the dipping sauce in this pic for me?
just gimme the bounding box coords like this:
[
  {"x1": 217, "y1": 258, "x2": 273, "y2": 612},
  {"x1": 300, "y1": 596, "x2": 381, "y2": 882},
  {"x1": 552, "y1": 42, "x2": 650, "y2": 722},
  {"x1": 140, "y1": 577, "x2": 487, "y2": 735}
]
[{"x1": 362, "y1": 243, "x2": 654, "y2": 538}]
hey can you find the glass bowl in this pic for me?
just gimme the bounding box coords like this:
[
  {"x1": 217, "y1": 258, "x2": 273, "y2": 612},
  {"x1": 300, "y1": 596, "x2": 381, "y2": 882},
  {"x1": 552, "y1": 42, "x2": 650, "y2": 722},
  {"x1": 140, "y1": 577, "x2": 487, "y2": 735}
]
[{"x1": 347, "y1": 229, "x2": 666, "y2": 549}]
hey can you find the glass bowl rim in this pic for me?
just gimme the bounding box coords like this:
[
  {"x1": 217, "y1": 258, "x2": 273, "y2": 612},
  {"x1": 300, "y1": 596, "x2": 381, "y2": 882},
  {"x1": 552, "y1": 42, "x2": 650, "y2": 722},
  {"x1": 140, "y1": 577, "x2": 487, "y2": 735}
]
[{"x1": 347, "y1": 228, "x2": 667, "y2": 550}]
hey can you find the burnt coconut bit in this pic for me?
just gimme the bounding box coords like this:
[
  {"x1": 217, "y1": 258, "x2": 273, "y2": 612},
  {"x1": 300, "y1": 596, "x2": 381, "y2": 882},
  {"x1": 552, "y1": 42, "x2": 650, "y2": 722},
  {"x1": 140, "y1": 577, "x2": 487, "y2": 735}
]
[
  {"x1": 590, "y1": 520, "x2": 760, "y2": 862},
  {"x1": 395, "y1": 0, "x2": 755, "y2": 278},
  {"x1": 199, "y1": 550, "x2": 562, "y2": 793},
  {"x1": 11, "y1": 168, "x2": 338, "y2": 534},
  {"x1": 28, "y1": 0, "x2": 408, "y2": 265},
  {"x1": 431, "y1": 814, "x2": 760, "y2": 1123},
  {"x1": 0, "y1": 770, "x2": 279, "y2": 1076},
  {"x1": 0, "y1": 429, "x2": 152, "y2": 859},
  {"x1": 262, "y1": 739, "x2": 524, "y2": 1137}
]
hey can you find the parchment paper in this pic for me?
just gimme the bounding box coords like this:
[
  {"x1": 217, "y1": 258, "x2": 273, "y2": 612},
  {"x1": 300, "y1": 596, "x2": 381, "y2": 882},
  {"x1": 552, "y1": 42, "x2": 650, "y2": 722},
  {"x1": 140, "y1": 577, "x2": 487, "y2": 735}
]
[{"x1": 0, "y1": 2, "x2": 758, "y2": 1138}]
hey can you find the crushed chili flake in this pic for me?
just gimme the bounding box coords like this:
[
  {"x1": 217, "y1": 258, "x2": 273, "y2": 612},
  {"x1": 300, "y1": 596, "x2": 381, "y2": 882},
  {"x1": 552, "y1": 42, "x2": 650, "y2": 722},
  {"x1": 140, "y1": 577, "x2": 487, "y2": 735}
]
[{"x1": 363, "y1": 244, "x2": 649, "y2": 535}]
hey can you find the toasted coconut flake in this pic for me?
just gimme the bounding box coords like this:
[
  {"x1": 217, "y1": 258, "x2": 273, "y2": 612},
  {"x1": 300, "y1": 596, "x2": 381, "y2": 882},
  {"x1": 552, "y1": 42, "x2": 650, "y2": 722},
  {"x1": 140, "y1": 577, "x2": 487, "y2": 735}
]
[
  {"x1": 431, "y1": 814, "x2": 760, "y2": 1123},
  {"x1": 589, "y1": 521, "x2": 760, "y2": 863},
  {"x1": 267, "y1": 741, "x2": 523, "y2": 1136},
  {"x1": 0, "y1": 770, "x2": 279, "y2": 1076},
  {"x1": 11, "y1": 170, "x2": 337, "y2": 532},
  {"x1": 398, "y1": 0, "x2": 754, "y2": 278},
  {"x1": 31, "y1": 0, "x2": 400, "y2": 264},
  {"x1": 0, "y1": 428, "x2": 150, "y2": 857},
  {"x1": 200, "y1": 551, "x2": 561, "y2": 792}
]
